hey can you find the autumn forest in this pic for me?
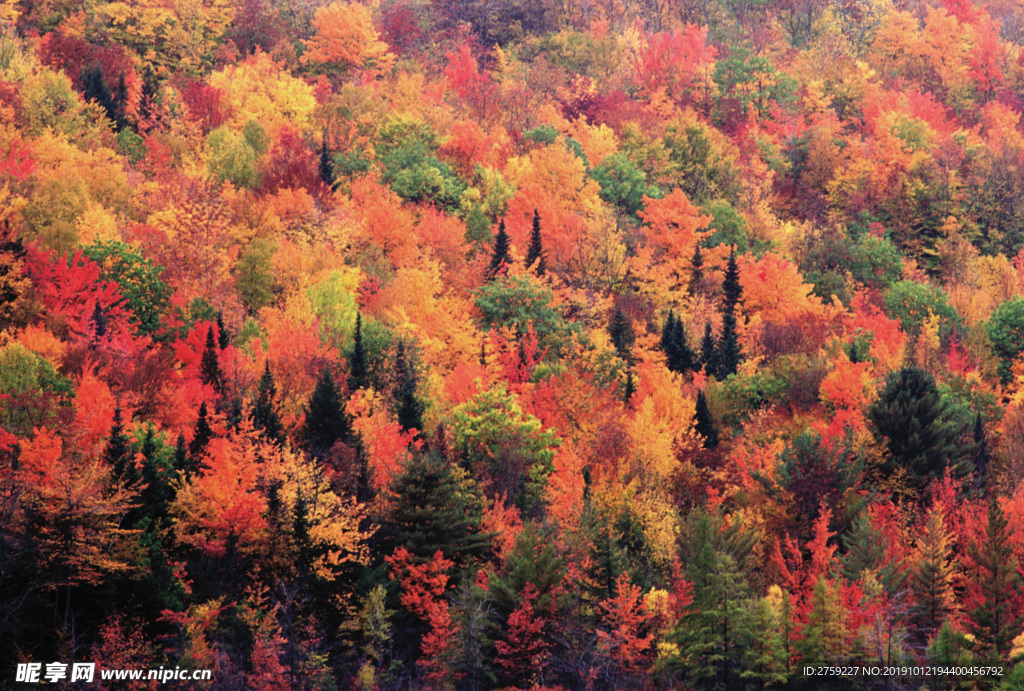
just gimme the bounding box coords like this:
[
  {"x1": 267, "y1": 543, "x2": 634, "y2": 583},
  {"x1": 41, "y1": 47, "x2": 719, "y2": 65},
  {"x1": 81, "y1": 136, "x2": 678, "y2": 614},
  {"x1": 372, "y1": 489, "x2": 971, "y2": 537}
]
[{"x1": 2, "y1": 0, "x2": 1024, "y2": 688}]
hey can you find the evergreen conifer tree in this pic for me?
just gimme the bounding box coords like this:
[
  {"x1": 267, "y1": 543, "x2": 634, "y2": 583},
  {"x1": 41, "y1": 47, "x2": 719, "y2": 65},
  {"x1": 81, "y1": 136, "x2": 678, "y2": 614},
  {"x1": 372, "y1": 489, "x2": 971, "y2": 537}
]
[
  {"x1": 394, "y1": 342, "x2": 424, "y2": 434},
  {"x1": 189, "y1": 401, "x2": 213, "y2": 460},
  {"x1": 200, "y1": 326, "x2": 224, "y2": 395},
  {"x1": 216, "y1": 312, "x2": 230, "y2": 349},
  {"x1": 694, "y1": 390, "x2": 717, "y2": 449},
  {"x1": 525, "y1": 209, "x2": 546, "y2": 276},
  {"x1": 689, "y1": 243, "x2": 705, "y2": 295},
  {"x1": 841, "y1": 513, "x2": 906, "y2": 595},
  {"x1": 867, "y1": 366, "x2": 970, "y2": 489},
  {"x1": 349, "y1": 313, "x2": 368, "y2": 391},
  {"x1": 718, "y1": 248, "x2": 743, "y2": 377},
  {"x1": 305, "y1": 367, "x2": 350, "y2": 456},
  {"x1": 383, "y1": 451, "x2": 492, "y2": 567},
  {"x1": 487, "y1": 219, "x2": 512, "y2": 281},
  {"x1": 106, "y1": 403, "x2": 134, "y2": 483},
  {"x1": 251, "y1": 361, "x2": 284, "y2": 443},
  {"x1": 174, "y1": 432, "x2": 189, "y2": 476},
  {"x1": 676, "y1": 508, "x2": 755, "y2": 689},
  {"x1": 607, "y1": 307, "x2": 635, "y2": 361},
  {"x1": 318, "y1": 136, "x2": 335, "y2": 189},
  {"x1": 966, "y1": 500, "x2": 1022, "y2": 662}
]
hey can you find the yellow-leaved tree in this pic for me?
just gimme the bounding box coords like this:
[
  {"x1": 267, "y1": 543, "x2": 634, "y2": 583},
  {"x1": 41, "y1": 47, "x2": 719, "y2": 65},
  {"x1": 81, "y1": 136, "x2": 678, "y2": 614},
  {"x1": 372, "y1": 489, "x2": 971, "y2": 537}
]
[{"x1": 301, "y1": 1, "x2": 395, "y2": 78}]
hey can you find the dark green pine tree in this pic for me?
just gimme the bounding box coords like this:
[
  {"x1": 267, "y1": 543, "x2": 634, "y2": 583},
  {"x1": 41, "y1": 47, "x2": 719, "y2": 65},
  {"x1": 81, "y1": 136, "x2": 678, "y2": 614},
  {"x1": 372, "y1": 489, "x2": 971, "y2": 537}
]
[
  {"x1": 226, "y1": 396, "x2": 243, "y2": 431},
  {"x1": 700, "y1": 322, "x2": 719, "y2": 377},
  {"x1": 112, "y1": 72, "x2": 129, "y2": 131},
  {"x1": 966, "y1": 499, "x2": 1023, "y2": 663},
  {"x1": 305, "y1": 367, "x2": 350, "y2": 456},
  {"x1": 189, "y1": 401, "x2": 213, "y2": 461},
  {"x1": 216, "y1": 312, "x2": 230, "y2": 349},
  {"x1": 623, "y1": 368, "x2": 636, "y2": 403},
  {"x1": 607, "y1": 307, "x2": 635, "y2": 361},
  {"x1": 173, "y1": 432, "x2": 189, "y2": 476},
  {"x1": 251, "y1": 361, "x2": 284, "y2": 444},
  {"x1": 689, "y1": 242, "x2": 705, "y2": 295},
  {"x1": 718, "y1": 248, "x2": 743, "y2": 377},
  {"x1": 318, "y1": 136, "x2": 335, "y2": 189},
  {"x1": 722, "y1": 248, "x2": 743, "y2": 312},
  {"x1": 394, "y1": 342, "x2": 424, "y2": 434},
  {"x1": 525, "y1": 208, "x2": 546, "y2": 276},
  {"x1": 138, "y1": 424, "x2": 171, "y2": 523},
  {"x1": 383, "y1": 451, "x2": 492, "y2": 567},
  {"x1": 661, "y1": 311, "x2": 696, "y2": 374},
  {"x1": 486, "y1": 218, "x2": 512, "y2": 281},
  {"x1": 841, "y1": 513, "x2": 906, "y2": 595},
  {"x1": 349, "y1": 313, "x2": 368, "y2": 391},
  {"x1": 81, "y1": 63, "x2": 119, "y2": 129},
  {"x1": 105, "y1": 402, "x2": 135, "y2": 483},
  {"x1": 675, "y1": 508, "x2": 755, "y2": 691},
  {"x1": 867, "y1": 366, "x2": 970, "y2": 489},
  {"x1": 694, "y1": 390, "x2": 718, "y2": 449},
  {"x1": 200, "y1": 326, "x2": 224, "y2": 396}
]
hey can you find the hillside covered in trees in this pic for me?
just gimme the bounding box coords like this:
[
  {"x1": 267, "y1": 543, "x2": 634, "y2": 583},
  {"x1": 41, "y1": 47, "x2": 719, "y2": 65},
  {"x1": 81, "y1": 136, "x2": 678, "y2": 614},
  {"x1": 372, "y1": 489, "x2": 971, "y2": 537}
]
[{"x1": 2, "y1": 0, "x2": 1024, "y2": 688}]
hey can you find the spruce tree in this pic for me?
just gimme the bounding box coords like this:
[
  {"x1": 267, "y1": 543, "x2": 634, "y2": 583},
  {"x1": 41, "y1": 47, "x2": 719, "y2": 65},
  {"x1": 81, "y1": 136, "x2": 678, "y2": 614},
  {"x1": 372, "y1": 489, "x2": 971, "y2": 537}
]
[
  {"x1": 349, "y1": 313, "x2": 368, "y2": 391},
  {"x1": 689, "y1": 242, "x2": 705, "y2": 295},
  {"x1": 216, "y1": 312, "x2": 230, "y2": 349},
  {"x1": 189, "y1": 401, "x2": 213, "y2": 460},
  {"x1": 318, "y1": 137, "x2": 335, "y2": 189},
  {"x1": 92, "y1": 302, "x2": 107, "y2": 339},
  {"x1": 676, "y1": 508, "x2": 755, "y2": 690},
  {"x1": 138, "y1": 424, "x2": 171, "y2": 522},
  {"x1": 382, "y1": 451, "x2": 492, "y2": 567},
  {"x1": 486, "y1": 218, "x2": 512, "y2": 281},
  {"x1": 661, "y1": 311, "x2": 680, "y2": 368},
  {"x1": 694, "y1": 390, "x2": 717, "y2": 449},
  {"x1": 200, "y1": 326, "x2": 224, "y2": 395},
  {"x1": 81, "y1": 63, "x2": 118, "y2": 128},
  {"x1": 966, "y1": 500, "x2": 1022, "y2": 662},
  {"x1": 251, "y1": 360, "x2": 284, "y2": 443},
  {"x1": 722, "y1": 248, "x2": 742, "y2": 312},
  {"x1": 867, "y1": 366, "x2": 970, "y2": 489},
  {"x1": 623, "y1": 368, "x2": 635, "y2": 403},
  {"x1": 841, "y1": 513, "x2": 906, "y2": 595},
  {"x1": 661, "y1": 311, "x2": 696, "y2": 374},
  {"x1": 173, "y1": 432, "x2": 189, "y2": 476},
  {"x1": 394, "y1": 342, "x2": 424, "y2": 434},
  {"x1": 910, "y1": 507, "x2": 956, "y2": 642},
  {"x1": 305, "y1": 367, "x2": 350, "y2": 456},
  {"x1": 607, "y1": 307, "x2": 635, "y2": 361},
  {"x1": 106, "y1": 403, "x2": 134, "y2": 483},
  {"x1": 525, "y1": 208, "x2": 546, "y2": 276},
  {"x1": 718, "y1": 248, "x2": 743, "y2": 377}
]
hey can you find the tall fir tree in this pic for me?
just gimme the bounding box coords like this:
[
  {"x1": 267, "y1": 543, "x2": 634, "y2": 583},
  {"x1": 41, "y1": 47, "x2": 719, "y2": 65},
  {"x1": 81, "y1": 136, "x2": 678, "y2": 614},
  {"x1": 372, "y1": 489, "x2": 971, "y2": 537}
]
[
  {"x1": 173, "y1": 432, "x2": 189, "y2": 476},
  {"x1": 200, "y1": 326, "x2": 224, "y2": 396},
  {"x1": 694, "y1": 390, "x2": 717, "y2": 449},
  {"x1": 525, "y1": 209, "x2": 546, "y2": 276},
  {"x1": 607, "y1": 307, "x2": 635, "y2": 361},
  {"x1": 841, "y1": 513, "x2": 906, "y2": 595},
  {"x1": 487, "y1": 218, "x2": 512, "y2": 281},
  {"x1": 216, "y1": 312, "x2": 230, "y2": 349},
  {"x1": 661, "y1": 311, "x2": 696, "y2": 374},
  {"x1": 867, "y1": 366, "x2": 970, "y2": 489},
  {"x1": 189, "y1": 401, "x2": 213, "y2": 461},
  {"x1": 305, "y1": 367, "x2": 350, "y2": 456},
  {"x1": 910, "y1": 507, "x2": 956, "y2": 642},
  {"x1": 718, "y1": 248, "x2": 742, "y2": 377},
  {"x1": 251, "y1": 360, "x2": 284, "y2": 444},
  {"x1": 105, "y1": 402, "x2": 134, "y2": 483},
  {"x1": 318, "y1": 136, "x2": 335, "y2": 189},
  {"x1": 394, "y1": 341, "x2": 424, "y2": 434},
  {"x1": 349, "y1": 312, "x2": 368, "y2": 391},
  {"x1": 382, "y1": 451, "x2": 492, "y2": 567},
  {"x1": 966, "y1": 499, "x2": 1023, "y2": 662},
  {"x1": 689, "y1": 243, "x2": 705, "y2": 295},
  {"x1": 675, "y1": 508, "x2": 755, "y2": 690}
]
